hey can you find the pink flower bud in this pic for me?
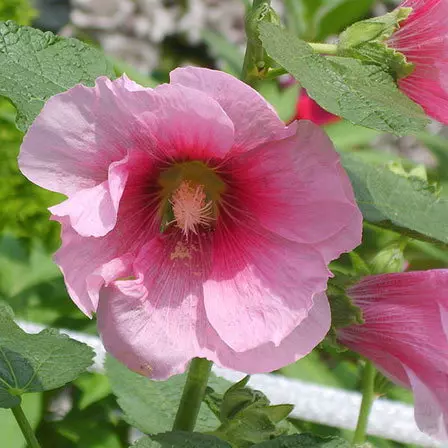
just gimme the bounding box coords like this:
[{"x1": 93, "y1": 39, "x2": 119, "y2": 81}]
[
  {"x1": 339, "y1": 270, "x2": 448, "y2": 440},
  {"x1": 389, "y1": 0, "x2": 448, "y2": 124}
]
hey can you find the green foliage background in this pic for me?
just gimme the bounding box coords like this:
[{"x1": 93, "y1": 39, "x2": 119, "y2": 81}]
[{"x1": 0, "y1": 0, "x2": 447, "y2": 447}]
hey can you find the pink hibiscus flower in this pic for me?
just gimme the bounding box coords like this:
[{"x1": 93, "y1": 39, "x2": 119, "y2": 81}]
[
  {"x1": 388, "y1": 0, "x2": 448, "y2": 124},
  {"x1": 295, "y1": 89, "x2": 341, "y2": 126},
  {"x1": 19, "y1": 67, "x2": 362, "y2": 379},
  {"x1": 338, "y1": 270, "x2": 448, "y2": 440}
]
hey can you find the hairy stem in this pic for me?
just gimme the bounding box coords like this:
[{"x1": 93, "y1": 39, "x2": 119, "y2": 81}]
[
  {"x1": 172, "y1": 358, "x2": 213, "y2": 432},
  {"x1": 11, "y1": 402, "x2": 41, "y2": 448},
  {"x1": 353, "y1": 361, "x2": 376, "y2": 445}
]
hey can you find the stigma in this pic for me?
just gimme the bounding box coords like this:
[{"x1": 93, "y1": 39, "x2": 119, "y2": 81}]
[{"x1": 169, "y1": 180, "x2": 214, "y2": 238}]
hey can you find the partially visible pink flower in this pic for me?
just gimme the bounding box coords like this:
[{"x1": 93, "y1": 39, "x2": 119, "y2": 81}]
[
  {"x1": 388, "y1": 0, "x2": 448, "y2": 124},
  {"x1": 295, "y1": 89, "x2": 341, "y2": 126},
  {"x1": 19, "y1": 67, "x2": 362, "y2": 380},
  {"x1": 338, "y1": 270, "x2": 448, "y2": 440}
]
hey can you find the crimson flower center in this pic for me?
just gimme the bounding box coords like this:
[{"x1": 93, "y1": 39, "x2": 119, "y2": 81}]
[{"x1": 158, "y1": 160, "x2": 226, "y2": 237}]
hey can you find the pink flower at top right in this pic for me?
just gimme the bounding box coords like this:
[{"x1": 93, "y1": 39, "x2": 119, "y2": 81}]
[{"x1": 388, "y1": 0, "x2": 448, "y2": 124}]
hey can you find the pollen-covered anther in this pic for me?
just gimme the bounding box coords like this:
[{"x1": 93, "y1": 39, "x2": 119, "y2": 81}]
[{"x1": 169, "y1": 180, "x2": 214, "y2": 237}]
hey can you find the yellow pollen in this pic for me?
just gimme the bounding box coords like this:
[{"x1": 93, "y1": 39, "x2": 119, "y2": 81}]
[{"x1": 169, "y1": 181, "x2": 214, "y2": 237}]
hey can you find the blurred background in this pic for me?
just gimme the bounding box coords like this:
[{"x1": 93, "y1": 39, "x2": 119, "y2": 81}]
[{"x1": 1, "y1": 0, "x2": 447, "y2": 447}]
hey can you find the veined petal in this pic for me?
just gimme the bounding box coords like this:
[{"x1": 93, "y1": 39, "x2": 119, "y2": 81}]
[
  {"x1": 207, "y1": 292, "x2": 331, "y2": 373},
  {"x1": 203, "y1": 224, "x2": 329, "y2": 352},
  {"x1": 49, "y1": 155, "x2": 129, "y2": 237},
  {"x1": 229, "y1": 120, "x2": 362, "y2": 262},
  {"x1": 170, "y1": 66, "x2": 295, "y2": 151},
  {"x1": 97, "y1": 280, "x2": 204, "y2": 380},
  {"x1": 97, "y1": 232, "x2": 212, "y2": 380},
  {"x1": 19, "y1": 75, "x2": 235, "y2": 198}
]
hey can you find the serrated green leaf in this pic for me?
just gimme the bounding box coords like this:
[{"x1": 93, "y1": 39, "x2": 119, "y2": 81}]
[
  {"x1": 253, "y1": 434, "x2": 351, "y2": 447},
  {"x1": 0, "y1": 21, "x2": 115, "y2": 131},
  {"x1": 341, "y1": 153, "x2": 448, "y2": 245},
  {"x1": 259, "y1": 22, "x2": 428, "y2": 135},
  {"x1": 106, "y1": 356, "x2": 230, "y2": 434},
  {"x1": 0, "y1": 307, "x2": 94, "y2": 408},
  {"x1": 132, "y1": 432, "x2": 232, "y2": 448},
  {"x1": 213, "y1": 377, "x2": 293, "y2": 447}
]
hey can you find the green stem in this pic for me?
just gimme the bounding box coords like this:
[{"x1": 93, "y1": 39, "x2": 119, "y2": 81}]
[
  {"x1": 308, "y1": 42, "x2": 339, "y2": 55},
  {"x1": 263, "y1": 42, "x2": 339, "y2": 80},
  {"x1": 353, "y1": 361, "x2": 376, "y2": 445},
  {"x1": 241, "y1": 0, "x2": 271, "y2": 83},
  {"x1": 11, "y1": 402, "x2": 41, "y2": 448},
  {"x1": 172, "y1": 358, "x2": 213, "y2": 432}
]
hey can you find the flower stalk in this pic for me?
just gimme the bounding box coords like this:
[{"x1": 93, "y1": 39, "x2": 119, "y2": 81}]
[
  {"x1": 353, "y1": 361, "x2": 376, "y2": 445},
  {"x1": 172, "y1": 357, "x2": 213, "y2": 432},
  {"x1": 263, "y1": 43, "x2": 338, "y2": 80},
  {"x1": 11, "y1": 402, "x2": 42, "y2": 448}
]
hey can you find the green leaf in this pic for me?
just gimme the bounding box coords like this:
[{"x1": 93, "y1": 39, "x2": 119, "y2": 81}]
[
  {"x1": 341, "y1": 153, "x2": 448, "y2": 245},
  {"x1": 56, "y1": 414, "x2": 122, "y2": 448},
  {"x1": 132, "y1": 439, "x2": 161, "y2": 448},
  {"x1": 132, "y1": 432, "x2": 232, "y2": 448},
  {"x1": 0, "y1": 21, "x2": 115, "y2": 131},
  {"x1": 212, "y1": 376, "x2": 294, "y2": 447},
  {"x1": 417, "y1": 132, "x2": 448, "y2": 181},
  {"x1": 0, "y1": 305, "x2": 94, "y2": 408},
  {"x1": 75, "y1": 372, "x2": 112, "y2": 410},
  {"x1": 106, "y1": 356, "x2": 230, "y2": 434},
  {"x1": 253, "y1": 434, "x2": 351, "y2": 447},
  {"x1": 0, "y1": 236, "x2": 60, "y2": 298},
  {"x1": 325, "y1": 120, "x2": 380, "y2": 151},
  {"x1": 259, "y1": 22, "x2": 428, "y2": 135},
  {"x1": 338, "y1": 8, "x2": 414, "y2": 78}
]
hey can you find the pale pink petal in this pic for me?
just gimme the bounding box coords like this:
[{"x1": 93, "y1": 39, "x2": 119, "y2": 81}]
[
  {"x1": 49, "y1": 156, "x2": 129, "y2": 237},
  {"x1": 19, "y1": 76, "x2": 148, "y2": 196},
  {"x1": 207, "y1": 292, "x2": 331, "y2": 373},
  {"x1": 19, "y1": 76, "x2": 234, "y2": 198},
  {"x1": 203, "y1": 225, "x2": 329, "y2": 352},
  {"x1": 170, "y1": 66, "x2": 295, "y2": 151},
  {"x1": 53, "y1": 220, "x2": 133, "y2": 316},
  {"x1": 97, "y1": 232, "x2": 212, "y2": 380},
  {"x1": 97, "y1": 280, "x2": 204, "y2": 380},
  {"x1": 229, "y1": 120, "x2": 362, "y2": 262},
  {"x1": 98, "y1": 277, "x2": 330, "y2": 379},
  {"x1": 406, "y1": 368, "x2": 448, "y2": 440},
  {"x1": 142, "y1": 83, "x2": 235, "y2": 160}
]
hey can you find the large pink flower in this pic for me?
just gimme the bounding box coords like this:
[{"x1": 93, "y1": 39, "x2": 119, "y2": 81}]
[
  {"x1": 19, "y1": 67, "x2": 362, "y2": 379},
  {"x1": 388, "y1": 0, "x2": 448, "y2": 124},
  {"x1": 338, "y1": 270, "x2": 448, "y2": 440}
]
